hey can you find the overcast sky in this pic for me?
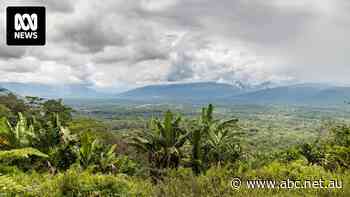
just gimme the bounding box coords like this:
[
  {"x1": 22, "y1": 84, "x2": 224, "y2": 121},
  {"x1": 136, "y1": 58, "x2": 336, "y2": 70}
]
[{"x1": 0, "y1": 0, "x2": 350, "y2": 91}]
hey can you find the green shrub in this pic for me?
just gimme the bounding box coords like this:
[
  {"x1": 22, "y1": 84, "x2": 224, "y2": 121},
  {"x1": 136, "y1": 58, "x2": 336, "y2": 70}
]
[
  {"x1": 323, "y1": 145, "x2": 350, "y2": 171},
  {"x1": 248, "y1": 160, "x2": 338, "y2": 181},
  {"x1": 2, "y1": 168, "x2": 149, "y2": 197},
  {"x1": 0, "y1": 175, "x2": 26, "y2": 195}
]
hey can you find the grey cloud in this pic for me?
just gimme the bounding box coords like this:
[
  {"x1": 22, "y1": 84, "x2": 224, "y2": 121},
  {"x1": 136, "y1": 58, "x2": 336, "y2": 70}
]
[
  {"x1": 0, "y1": 46, "x2": 26, "y2": 60},
  {"x1": 92, "y1": 25, "x2": 172, "y2": 64},
  {"x1": 1, "y1": 66, "x2": 33, "y2": 73},
  {"x1": 147, "y1": 0, "x2": 350, "y2": 85},
  {"x1": 46, "y1": 0, "x2": 75, "y2": 13},
  {"x1": 93, "y1": 45, "x2": 169, "y2": 64},
  {"x1": 131, "y1": 37, "x2": 170, "y2": 63},
  {"x1": 167, "y1": 53, "x2": 194, "y2": 81},
  {"x1": 0, "y1": 58, "x2": 39, "y2": 73},
  {"x1": 138, "y1": 0, "x2": 315, "y2": 46},
  {"x1": 2, "y1": 0, "x2": 350, "y2": 89},
  {"x1": 56, "y1": 18, "x2": 126, "y2": 53}
]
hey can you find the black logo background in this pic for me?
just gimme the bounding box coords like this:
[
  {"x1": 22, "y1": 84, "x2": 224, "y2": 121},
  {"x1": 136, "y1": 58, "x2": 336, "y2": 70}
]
[{"x1": 6, "y1": 6, "x2": 46, "y2": 46}]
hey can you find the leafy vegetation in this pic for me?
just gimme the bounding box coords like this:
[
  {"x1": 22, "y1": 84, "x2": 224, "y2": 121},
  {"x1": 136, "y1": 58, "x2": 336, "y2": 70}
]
[{"x1": 0, "y1": 94, "x2": 350, "y2": 196}]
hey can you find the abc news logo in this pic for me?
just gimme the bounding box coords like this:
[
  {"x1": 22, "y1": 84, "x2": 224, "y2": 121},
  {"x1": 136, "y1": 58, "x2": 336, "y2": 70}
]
[
  {"x1": 15, "y1": 13, "x2": 38, "y2": 31},
  {"x1": 7, "y1": 7, "x2": 46, "y2": 45}
]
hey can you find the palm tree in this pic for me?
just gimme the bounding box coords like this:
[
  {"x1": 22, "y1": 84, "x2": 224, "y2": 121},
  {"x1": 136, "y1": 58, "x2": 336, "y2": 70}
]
[{"x1": 129, "y1": 111, "x2": 188, "y2": 177}]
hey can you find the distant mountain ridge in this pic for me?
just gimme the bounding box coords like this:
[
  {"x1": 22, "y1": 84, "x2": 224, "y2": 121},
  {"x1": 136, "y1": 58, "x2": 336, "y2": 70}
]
[
  {"x1": 117, "y1": 82, "x2": 350, "y2": 106},
  {"x1": 118, "y1": 82, "x2": 246, "y2": 101},
  {"x1": 0, "y1": 82, "x2": 109, "y2": 99},
  {"x1": 2, "y1": 81, "x2": 350, "y2": 106},
  {"x1": 230, "y1": 84, "x2": 350, "y2": 105}
]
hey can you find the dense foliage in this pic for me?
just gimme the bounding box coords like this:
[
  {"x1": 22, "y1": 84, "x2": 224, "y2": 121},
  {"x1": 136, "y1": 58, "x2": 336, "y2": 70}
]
[{"x1": 0, "y1": 94, "x2": 349, "y2": 196}]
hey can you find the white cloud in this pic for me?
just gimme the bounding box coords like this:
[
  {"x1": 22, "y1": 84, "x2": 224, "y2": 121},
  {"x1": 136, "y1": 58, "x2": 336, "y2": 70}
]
[{"x1": 0, "y1": 57, "x2": 82, "y2": 85}]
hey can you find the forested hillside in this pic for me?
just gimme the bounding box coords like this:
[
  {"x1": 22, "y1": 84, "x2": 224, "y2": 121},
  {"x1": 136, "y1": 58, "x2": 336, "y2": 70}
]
[{"x1": 0, "y1": 93, "x2": 349, "y2": 196}]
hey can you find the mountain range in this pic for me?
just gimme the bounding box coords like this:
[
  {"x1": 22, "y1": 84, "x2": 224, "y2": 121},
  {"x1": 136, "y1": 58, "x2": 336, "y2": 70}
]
[
  {"x1": 117, "y1": 82, "x2": 350, "y2": 106},
  {"x1": 0, "y1": 82, "x2": 109, "y2": 99},
  {"x1": 118, "y1": 82, "x2": 244, "y2": 101},
  {"x1": 1, "y1": 82, "x2": 350, "y2": 106}
]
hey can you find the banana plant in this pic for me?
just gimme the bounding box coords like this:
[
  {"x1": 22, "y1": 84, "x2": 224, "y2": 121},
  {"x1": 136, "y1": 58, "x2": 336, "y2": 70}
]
[
  {"x1": 0, "y1": 113, "x2": 35, "y2": 149},
  {"x1": 17, "y1": 113, "x2": 78, "y2": 157},
  {"x1": 129, "y1": 111, "x2": 189, "y2": 176},
  {"x1": 98, "y1": 144, "x2": 117, "y2": 173},
  {"x1": 76, "y1": 133, "x2": 119, "y2": 172},
  {"x1": 189, "y1": 104, "x2": 242, "y2": 174},
  {"x1": 206, "y1": 127, "x2": 242, "y2": 167},
  {"x1": 0, "y1": 147, "x2": 48, "y2": 163},
  {"x1": 77, "y1": 133, "x2": 100, "y2": 169},
  {"x1": 206, "y1": 119, "x2": 241, "y2": 150}
]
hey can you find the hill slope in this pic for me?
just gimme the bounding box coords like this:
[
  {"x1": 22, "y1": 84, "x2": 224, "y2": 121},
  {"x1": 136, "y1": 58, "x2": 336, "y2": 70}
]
[
  {"x1": 0, "y1": 87, "x2": 12, "y2": 96},
  {"x1": 0, "y1": 83, "x2": 109, "y2": 99},
  {"x1": 3, "y1": 81, "x2": 350, "y2": 106},
  {"x1": 232, "y1": 84, "x2": 350, "y2": 105},
  {"x1": 118, "y1": 82, "x2": 244, "y2": 102},
  {"x1": 118, "y1": 82, "x2": 350, "y2": 106}
]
